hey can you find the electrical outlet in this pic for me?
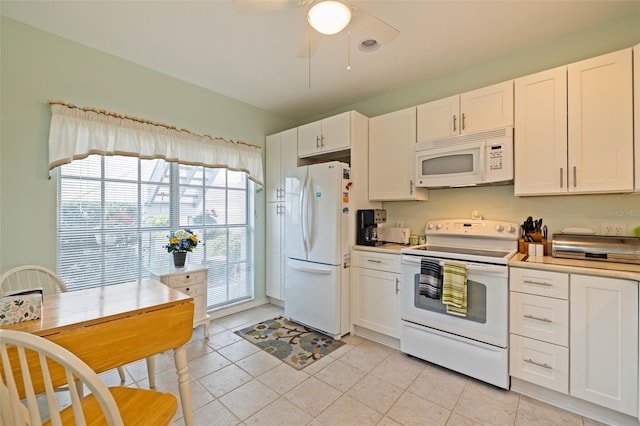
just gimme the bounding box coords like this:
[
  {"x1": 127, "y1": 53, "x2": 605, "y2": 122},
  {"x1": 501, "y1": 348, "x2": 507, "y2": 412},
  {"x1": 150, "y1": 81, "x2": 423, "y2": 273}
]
[{"x1": 600, "y1": 223, "x2": 627, "y2": 236}]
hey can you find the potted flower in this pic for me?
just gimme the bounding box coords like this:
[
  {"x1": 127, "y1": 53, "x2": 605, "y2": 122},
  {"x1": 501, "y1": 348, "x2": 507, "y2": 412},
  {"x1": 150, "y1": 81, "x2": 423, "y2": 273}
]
[{"x1": 165, "y1": 229, "x2": 198, "y2": 267}]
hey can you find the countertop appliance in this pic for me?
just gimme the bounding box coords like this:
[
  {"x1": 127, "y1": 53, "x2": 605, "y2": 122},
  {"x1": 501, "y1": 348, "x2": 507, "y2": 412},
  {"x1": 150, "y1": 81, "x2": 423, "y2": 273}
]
[
  {"x1": 400, "y1": 218, "x2": 519, "y2": 389},
  {"x1": 552, "y1": 233, "x2": 640, "y2": 265},
  {"x1": 415, "y1": 127, "x2": 513, "y2": 188},
  {"x1": 284, "y1": 161, "x2": 351, "y2": 338},
  {"x1": 356, "y1": 209, "x2": 387, "y2": 246}
]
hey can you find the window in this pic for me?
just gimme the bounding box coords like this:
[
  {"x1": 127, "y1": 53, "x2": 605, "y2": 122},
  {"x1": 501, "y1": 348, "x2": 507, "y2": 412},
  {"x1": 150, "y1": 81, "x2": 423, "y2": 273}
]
[{"x1": 57, "y1": 155, "x2": 254, "y2": 309}]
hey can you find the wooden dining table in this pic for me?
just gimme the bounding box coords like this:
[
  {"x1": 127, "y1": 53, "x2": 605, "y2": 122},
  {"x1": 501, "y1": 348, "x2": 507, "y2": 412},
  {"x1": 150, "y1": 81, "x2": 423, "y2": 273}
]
[{"x1": 0, "y1": 279, "x2": 196, "y2": 425}]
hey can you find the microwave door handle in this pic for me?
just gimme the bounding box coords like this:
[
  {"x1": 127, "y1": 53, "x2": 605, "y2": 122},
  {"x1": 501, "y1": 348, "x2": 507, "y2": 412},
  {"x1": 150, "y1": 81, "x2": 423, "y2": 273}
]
[{"x1": 479, "y1": 141, "x2": 486, "y2": 179}]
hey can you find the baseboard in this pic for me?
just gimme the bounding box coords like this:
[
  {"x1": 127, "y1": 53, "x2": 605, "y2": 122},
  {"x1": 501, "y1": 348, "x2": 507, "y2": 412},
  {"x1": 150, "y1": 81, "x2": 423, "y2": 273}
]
[
  {"x1": 352, "y1": 324, "x2": 400, "y2": 350},
  {"x1": 511, "y1": 378, "x2": 638, "y2": 426},
  {"x1": 207, "y1": 297, "x2": 271, "y2": 320}
]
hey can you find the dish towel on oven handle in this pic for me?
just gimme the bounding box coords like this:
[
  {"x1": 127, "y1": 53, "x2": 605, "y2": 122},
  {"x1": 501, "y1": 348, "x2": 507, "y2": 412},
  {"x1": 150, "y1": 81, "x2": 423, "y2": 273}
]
[
  {"x1": 442, "y1": 261, "x2": 468, "y2": 317},
  {"x1": 419, "y1": 258, "x2": 442, "y2": 299}
]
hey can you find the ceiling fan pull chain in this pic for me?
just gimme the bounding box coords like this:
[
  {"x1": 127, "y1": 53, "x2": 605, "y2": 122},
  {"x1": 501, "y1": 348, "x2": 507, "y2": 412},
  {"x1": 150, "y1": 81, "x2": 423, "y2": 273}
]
[
  {"x1": 308, "y1": 21, "x2": 312, "y2": 90},
  {"x1": 347, "y1": 22, "x2": 351, "y2": 71}
]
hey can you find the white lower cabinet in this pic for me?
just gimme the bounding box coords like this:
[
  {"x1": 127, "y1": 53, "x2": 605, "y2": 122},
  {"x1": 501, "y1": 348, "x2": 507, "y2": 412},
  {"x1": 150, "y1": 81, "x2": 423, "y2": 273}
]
[
  {"x1": 351, "y1": 250, "x2": 401, "y2": 340},
  {"x1": 570, "y1": 274, "x2": 638, "y2": 417},
  {"x1": 510, "y1": 267, "x2": 569, "y2": 394},
  {"x1": 510, "y1": 267, "x2": 639, "y2": 419}
]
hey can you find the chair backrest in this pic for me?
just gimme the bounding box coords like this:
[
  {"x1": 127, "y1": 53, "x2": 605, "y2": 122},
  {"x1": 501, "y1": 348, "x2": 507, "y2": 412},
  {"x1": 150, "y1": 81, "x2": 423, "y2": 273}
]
[
  {"x1": 0, "y1": 265, "x2": 67, "y2": 296},
  {"x1": 0, "y1": 329, "x2": 124, "y2": 426}
]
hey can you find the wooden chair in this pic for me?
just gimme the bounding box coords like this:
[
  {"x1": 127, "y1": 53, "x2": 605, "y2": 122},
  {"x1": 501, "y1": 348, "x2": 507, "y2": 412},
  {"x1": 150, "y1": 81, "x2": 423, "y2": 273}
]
[
  {"x1": 0, "y1": 265, "x2": 156, "y2": 388},
  {"x1": 0, "y1": 329, "x2": 177, "y2": 425}
]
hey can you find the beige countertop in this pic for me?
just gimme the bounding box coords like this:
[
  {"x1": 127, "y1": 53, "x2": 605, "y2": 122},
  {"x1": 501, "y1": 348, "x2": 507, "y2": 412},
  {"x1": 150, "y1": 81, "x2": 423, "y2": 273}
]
[
  {"x1": 509, "y1": 253, "x2": 640, "y2": 281},
  {"x1": 354, "y1": 245, "x2": 640, "y2": 280}
]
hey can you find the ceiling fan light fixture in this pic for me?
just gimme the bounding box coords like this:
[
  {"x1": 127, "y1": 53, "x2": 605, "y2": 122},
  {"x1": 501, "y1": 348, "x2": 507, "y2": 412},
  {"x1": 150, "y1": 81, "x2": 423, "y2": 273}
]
[{"x1": 307, "y1": 1, "x2": 352, "y2": 35}]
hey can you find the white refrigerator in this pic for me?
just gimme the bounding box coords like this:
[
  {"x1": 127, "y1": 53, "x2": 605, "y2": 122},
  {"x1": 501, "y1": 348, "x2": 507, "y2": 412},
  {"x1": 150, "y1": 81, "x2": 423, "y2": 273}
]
[{"x1": 284, "y1": 161, "x2": 351, "y2": 338}]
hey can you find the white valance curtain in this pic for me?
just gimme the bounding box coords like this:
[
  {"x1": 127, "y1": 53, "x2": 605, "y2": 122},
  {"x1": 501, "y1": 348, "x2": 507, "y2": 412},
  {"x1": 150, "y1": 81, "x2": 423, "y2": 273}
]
[{"x1": 47, "y1": 101, "x2": 264, "y2": 186}]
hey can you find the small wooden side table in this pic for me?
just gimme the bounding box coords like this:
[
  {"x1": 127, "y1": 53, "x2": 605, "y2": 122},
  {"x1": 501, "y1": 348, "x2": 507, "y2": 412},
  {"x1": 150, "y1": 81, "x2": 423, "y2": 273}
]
[{"x1": 150, "y1": 265, "x2": 211, "y2": 338}]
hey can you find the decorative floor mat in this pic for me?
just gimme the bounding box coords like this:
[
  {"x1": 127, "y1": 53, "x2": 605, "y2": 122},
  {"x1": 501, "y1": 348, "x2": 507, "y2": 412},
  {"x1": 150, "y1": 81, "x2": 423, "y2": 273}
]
[{"x1": 235, "y1": 316, "x2": 345, "y2": 370}]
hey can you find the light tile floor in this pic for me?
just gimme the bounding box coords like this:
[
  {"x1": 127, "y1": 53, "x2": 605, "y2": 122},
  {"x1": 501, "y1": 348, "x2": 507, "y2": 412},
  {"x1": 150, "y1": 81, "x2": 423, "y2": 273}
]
[{"x1": 109, "y1": 303, "x2": 605, "y2": 426}]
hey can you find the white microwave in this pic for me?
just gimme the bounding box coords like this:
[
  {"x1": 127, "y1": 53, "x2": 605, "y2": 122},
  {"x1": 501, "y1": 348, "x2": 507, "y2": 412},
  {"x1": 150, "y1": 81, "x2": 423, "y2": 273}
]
[{"x1": 415, "y1": 127, "x2": 513, "y2": 188}]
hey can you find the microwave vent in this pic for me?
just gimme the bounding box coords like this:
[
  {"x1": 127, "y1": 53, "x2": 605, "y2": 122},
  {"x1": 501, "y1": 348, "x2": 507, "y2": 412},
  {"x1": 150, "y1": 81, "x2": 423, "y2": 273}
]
[{"x1": 416, "y1": 127, "x2": 512, "y2": 151}]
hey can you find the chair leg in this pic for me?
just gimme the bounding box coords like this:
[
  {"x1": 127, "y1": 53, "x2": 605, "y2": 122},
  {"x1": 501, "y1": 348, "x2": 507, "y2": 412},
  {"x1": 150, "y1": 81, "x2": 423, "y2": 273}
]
[
  {"x1": 74, "y1": 380, "x2": 84, "y2": 398},
  {"x1": 117, "y1": 366, "x2": 126, "y2": 383},
  {"x1": 146, "y1": 356, "x2": 156, "y2": 389}
]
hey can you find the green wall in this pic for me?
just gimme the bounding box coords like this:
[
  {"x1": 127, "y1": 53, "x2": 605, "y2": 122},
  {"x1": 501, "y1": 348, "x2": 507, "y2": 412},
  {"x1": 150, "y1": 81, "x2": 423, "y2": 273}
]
[
  {"x1": 319, "y1": 13, "x2": 640, "y2": 238},
  {"x1": 0, "y1": 17, "x2": 293, "y2": 300},
  {"x1": 2, "y1": 11, "x2": 640, "y2": 299}
]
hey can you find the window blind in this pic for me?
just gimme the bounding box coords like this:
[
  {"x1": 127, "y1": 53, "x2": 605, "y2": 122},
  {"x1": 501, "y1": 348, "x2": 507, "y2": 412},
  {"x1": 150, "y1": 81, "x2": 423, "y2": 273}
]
[{"x1": 57, "y1": 155, "x2": 254, "y2": 309}]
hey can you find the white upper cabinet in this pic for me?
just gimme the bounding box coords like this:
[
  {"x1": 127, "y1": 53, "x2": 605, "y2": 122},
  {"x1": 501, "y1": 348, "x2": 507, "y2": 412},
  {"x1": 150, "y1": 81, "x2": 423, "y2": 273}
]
[
  {"x1": 369, "y1": 107, "x2": 428, "y2": 201},
  {"x1": 567, "y1": 48, "x2": 633, "y2": 193},
  {"x1": 266, "y1": 128, "x2": 298, "y2": 203},
  {"x1": 634, "y1": 44, "x2": 640, "y2": 192},
  {"x1": 514, "y1": 66, "x2": 568, "y2": 195},
  {"x1": 298, "y1": 111, "x2": 352, "y2": 158},
  {"x1": 515, "y1": 48, "x2": 633, "y2": 195},
  {"x1": 417, "y1": 80, "x2": 513, "y2": 142}
]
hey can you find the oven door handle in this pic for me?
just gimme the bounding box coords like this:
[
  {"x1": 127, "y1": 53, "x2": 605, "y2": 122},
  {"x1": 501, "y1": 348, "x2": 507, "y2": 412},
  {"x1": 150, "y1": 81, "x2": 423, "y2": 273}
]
[{"x1": 402, "y1": 256, "x2": 506, "y2": 275}]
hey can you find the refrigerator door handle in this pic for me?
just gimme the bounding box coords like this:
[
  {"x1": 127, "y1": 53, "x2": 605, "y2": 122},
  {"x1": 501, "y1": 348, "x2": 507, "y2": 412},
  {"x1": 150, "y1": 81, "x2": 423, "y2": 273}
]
[
  {"x1": 287, "y1": 260, "x2": 333, "y2": 274},
  {"x1": 300, "y1": 173, "x2": 309, "y2": 253}
]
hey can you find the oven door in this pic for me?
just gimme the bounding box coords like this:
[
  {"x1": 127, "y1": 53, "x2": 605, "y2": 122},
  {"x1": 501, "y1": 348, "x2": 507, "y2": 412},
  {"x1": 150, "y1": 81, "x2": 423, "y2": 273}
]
[
  {"x1": 400, "y1": 254, "x2": 508, "y2": 347},
  {"x1": 415, "y1": 141, "x2": 484, "y2": 188}
]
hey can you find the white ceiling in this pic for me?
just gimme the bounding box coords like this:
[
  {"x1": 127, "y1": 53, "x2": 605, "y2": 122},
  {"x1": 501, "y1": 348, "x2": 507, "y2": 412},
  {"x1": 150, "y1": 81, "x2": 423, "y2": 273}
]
[{"x1": 2, "y1": 0, "x2": 639, "y2": 121}]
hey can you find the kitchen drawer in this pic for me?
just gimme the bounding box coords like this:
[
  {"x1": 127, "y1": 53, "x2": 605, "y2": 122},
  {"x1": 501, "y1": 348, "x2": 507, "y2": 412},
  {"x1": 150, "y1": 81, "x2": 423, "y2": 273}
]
[
  {"x1": 510, "y1": 334, "x2": 568, "y2": 394},
  {"x1": 174, "y1": 283, "x2": 205, "y2": 298},
  {"x1": 510, "y1": 292, "x2": 568, "y2": 346},
  {"x1": 351, "y1": 250, "x2": 401, "y2": 273},
  {"x1": 165, "y1": 270, "x2": 207, "y2": 287},
  {"x1": 510, "y1": 267, "x2": 568, "y2": 299}
]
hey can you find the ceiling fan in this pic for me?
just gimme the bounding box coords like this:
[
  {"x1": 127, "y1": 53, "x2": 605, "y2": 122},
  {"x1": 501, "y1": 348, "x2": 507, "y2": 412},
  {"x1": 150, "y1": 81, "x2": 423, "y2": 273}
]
[{"x1": 232, "y1": 0, "x2": 399, "y2": 58}]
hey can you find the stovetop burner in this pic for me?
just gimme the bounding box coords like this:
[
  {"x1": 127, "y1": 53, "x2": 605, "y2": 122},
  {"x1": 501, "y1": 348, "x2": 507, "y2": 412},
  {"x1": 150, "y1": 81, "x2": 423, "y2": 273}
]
[{"x1": 401, "y1": 218, "x2": 519, "y2": 264}]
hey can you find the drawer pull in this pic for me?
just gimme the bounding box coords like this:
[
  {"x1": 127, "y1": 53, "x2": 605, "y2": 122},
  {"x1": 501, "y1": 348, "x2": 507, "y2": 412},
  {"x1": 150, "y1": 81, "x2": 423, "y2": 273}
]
[
  {"x1": 367, "y1": 259, "x2": 383, "y2": 263},
  {"x1": 186, "y1": 275, "x2": 190, "y2": 279},
  {"x1": 523, "y1": 314, "x2": 552, "y2": 323},
  {"x1": 524, "y1": 358, "x2": 552, "y2": 370},
  {"x1": 523, "y1": 279, "x2": 552, "y2": 287}
]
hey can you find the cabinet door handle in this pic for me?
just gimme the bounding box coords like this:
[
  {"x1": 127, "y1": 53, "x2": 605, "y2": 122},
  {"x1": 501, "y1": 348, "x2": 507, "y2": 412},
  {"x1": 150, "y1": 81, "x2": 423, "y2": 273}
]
[
  {"x1": 321, "y1": 135, "x2": 325, "y2": 147},
  {"x1": 523, "y1": 279, "x2": 552, "y2": 287},
  {"x1": 523, "y1": 314, "x2": 552, "y2": 323},
  {"x1": 316, "y1": 135, "x2": 320, "y2": 148},
  {"x1": 573, "y1": 166, "x2": 577, "y2": 188},
  {"x1": 367, "y1": 259, "x2": 382, "y2": 263},
  {"x1": 560, "y1": 168, "x2": 563, "y2": 188},
  {"x1": 409, "y1": 180, "x2": 414, "y2": 195},
  {"x1": 524, "y1": 358, "x2": 552, "y2": 370},
  {"x1": 462, "y1": 113, "x2": 466, "y2": 130},
  {"x1": 452, "y1": 114, "x2": 457, "y2": 132},
  {"x1": 395, "y1": 278, "x2": 400, "y2": 294}
]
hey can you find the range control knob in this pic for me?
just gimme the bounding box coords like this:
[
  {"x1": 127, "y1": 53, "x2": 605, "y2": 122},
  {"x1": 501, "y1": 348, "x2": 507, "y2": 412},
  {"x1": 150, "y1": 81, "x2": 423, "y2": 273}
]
[
  {"x1": 435, "y1": 223, "x2": 443, "y2": 230},
  {"x1": 427, "y1": 223, "x2": 434, "y2": 230},
  {"x1": 506, "y1": 225, "x2": 517, "y2": 233},
  {"x1": 495, "y1": 224, "x2": 504, "y2": 232}
]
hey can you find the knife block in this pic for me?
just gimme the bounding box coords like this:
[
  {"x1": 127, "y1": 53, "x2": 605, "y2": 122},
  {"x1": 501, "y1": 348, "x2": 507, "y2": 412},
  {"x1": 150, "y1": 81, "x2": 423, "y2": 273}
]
[{"x1": 518, "y1": 238, "x2": 550, "y2": 256}]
